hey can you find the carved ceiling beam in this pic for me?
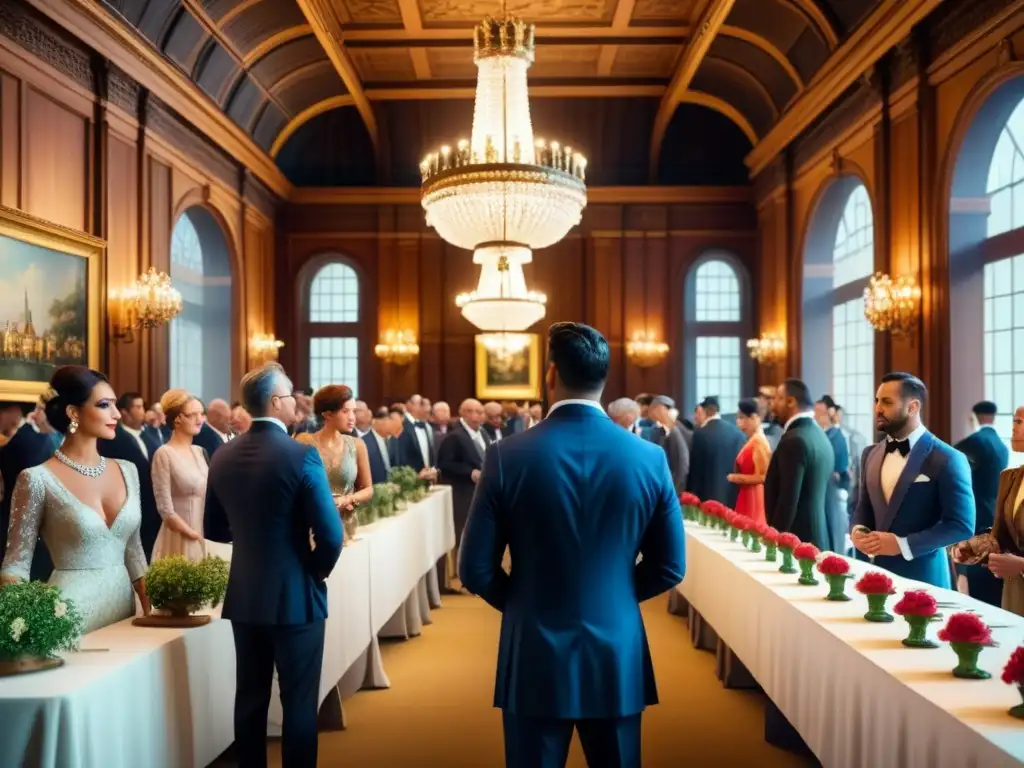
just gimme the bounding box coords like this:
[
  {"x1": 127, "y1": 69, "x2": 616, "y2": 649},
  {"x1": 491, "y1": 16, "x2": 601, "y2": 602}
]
[
  {"x1": 295, "y1": 0, "x2": 379, "y2": 152},
  {"x1": 745, "y1": 0, "x2": 945, "y2": 177},
  {"x1": 25, "y1": 0, "x2": 291, "y2": 197},
  {"x1": 242, "y1": 25, "x2": 313, "y2": 67},
  {"x1": 789, "y1": 0, "x2": 839, "y2": 48},
  {"x1": 648, "y1": 0, "x2": 736, "y2": 181}
]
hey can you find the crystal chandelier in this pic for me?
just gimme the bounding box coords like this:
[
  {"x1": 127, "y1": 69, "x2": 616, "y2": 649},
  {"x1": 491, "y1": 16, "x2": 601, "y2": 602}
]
[
  {"x1": 109, "y1": 267, "x2": 183, "y2": 342},
  {"x1": 863, "y1": 272, "x2": 921, "y2": 337},
  {"x1": 455, "y1": 243, "x2": 546, "y2": 331},
  {"x1": 420, "y1": 14, "x2": 587, "y2": 255},
  {"x1": 626, "y1": 331, "x2": 669, "y2": 368}
]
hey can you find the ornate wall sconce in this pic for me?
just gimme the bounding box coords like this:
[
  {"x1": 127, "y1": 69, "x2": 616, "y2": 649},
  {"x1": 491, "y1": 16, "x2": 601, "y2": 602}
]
[
  {"x1": 109, "y1": 267, "x2": 182, "y2": 343},
  {"x1": 374, "y1": 330, "x2": 420, "y2": 366},
  {"x1": 249, "y1": 333, "x2": 284, "y2": 365},
  {"x1": 746, "y1": 333, "x2": 786, "y2": 365},
  {"x1": 626, "y1": 330, "x2": 669, "y2": 368},
  {"x1": 863, "y1": 272, "x2": 921, "y2": 337}
]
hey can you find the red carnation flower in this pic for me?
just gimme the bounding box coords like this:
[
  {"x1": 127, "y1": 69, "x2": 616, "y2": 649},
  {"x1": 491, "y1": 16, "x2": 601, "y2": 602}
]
[
  {"x1": 723, "y1": 509, "x2": 736, "y2": 525},
  {"x1": 816, "y1": 554, "x2": 849, "y2": 575},
  {"x1": 855, "y1": 571, "x2": 895, "y2": 595},
  {"x1": 700, "y1": 500, "x2": 717, "y2": 514},
  {"x1": 777, "y1": 532, "x2": 801, "y2": 551},
  {"x1": 938, "y1": 612, "x2": 993, "y2": 646},
  {"x1": 893, "y1": 590, "x2": 938, "y2": 617},
  {"x1": 754, "y1": 521, "x2": 769, "y2": 537},
  {"x1": 680, "y1": 492, "x2": 701, "y2": 507},
  {"x1": 735, "y1": 515, "x2": 754, "y2": 531},
  {"x1": 762, "y1": 527, "x2": 780, "y2": 544},
  {"x1": 1002, "y1": 647, "x2": 1024, "y2": 686},
  {"x1": 793, "y1": 543, "x2": 820, "y2": 561}
]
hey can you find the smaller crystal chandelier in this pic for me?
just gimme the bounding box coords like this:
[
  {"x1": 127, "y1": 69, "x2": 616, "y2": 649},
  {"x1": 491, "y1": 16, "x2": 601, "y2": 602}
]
[
  {"x1": 626, "y1": 331, "x2": 669, "y2": 368},
  {"x1": 375, "y1": 330, "x2": 420, "y2": 366},
  {"x1": 456, "y1": 243, "x2": 547, "y2": 332},
  {"x1": 746, "y1": 333, "x2": 786, "y2": 365},
  {"x1": 250, "y1": 333, "x2": 284, "y2": 365},
  {"x1": 109, "y1": 267, "x2": 182, "y2": 343},
  {"x1": 863, "y1": 272, "x2": 921, "y2": 336}
]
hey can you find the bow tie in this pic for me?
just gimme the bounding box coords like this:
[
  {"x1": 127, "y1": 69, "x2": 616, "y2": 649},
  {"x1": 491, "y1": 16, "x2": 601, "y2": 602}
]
[
  {"x1": 414, "y1": 421, "x2": 428, "y2": 429},
  {"x1": 885, "y1": 440, "x2": 910, "y2": 457}
]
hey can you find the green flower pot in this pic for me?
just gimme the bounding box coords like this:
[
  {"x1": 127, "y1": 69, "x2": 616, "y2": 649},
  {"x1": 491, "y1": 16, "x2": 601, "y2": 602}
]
[
  {"x1": 1010, "y1": 685, "x2": 1024, "y2": 719},
  {"x1": 698, "y1": 512, "x2": 708, "y2": 526},
  {"x1": 863, "y1": 593, "x2": 895, "y2": 622},
  {"x1": 729, "y1": 527, "x2": 740, "y2": 542},
  {"x1": 765, "y1": 543, "x2": 777, "y2": 562},
  {"x1": 950, "y1": 642, "x2": 992, "y2": 680},
  {"x1": 824, "y1": 573, "x2": 852, "y2": 600},
  {"x1": 901, "y1": 615, "x2": 940, "y2": 648},
  {"x1": 779, "y1": 548, "x2": 797, "y2": 574},
  {"x1": 718, "y1": 517, "x2": 728, "y2": 532},
  {"x1": 740, "y1": 531, "x2": 751, "y2": 547},
  {"x1": 797, "y1": 558, "x2": 819, "y2": 585},
  {"x1": 750, "y1": 536, "x2": 762, "y2": 553}
]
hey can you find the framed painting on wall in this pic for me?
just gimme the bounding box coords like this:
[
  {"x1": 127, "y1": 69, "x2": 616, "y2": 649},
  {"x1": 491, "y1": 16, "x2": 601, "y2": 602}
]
[
  {"x1": 0, "y1": 206, "x2": 103, "y2": 402},
  {"x1": 474, "y1": 333, "x2": 542, "y2": 401}
]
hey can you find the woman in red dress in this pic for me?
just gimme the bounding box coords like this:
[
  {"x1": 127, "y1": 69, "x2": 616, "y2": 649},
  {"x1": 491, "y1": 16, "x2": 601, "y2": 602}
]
[{"x1": 728, "y1": 398, "x2": 772, "y2": 525}]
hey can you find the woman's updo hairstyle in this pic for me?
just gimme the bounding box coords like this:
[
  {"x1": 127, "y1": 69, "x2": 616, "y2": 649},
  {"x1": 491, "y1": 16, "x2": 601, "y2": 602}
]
[
  {"x1": 160, "y1": 388, "x2": 197, "y2": 425},
  {"x1": 43, "y1": 365, "x2": 110, "y2": 435},
  {"x1": 737, "y1": 398, "x2": 759, "y2": 418},
  {"x1": 313, "y1": 385, "x2": 353, "y2": 419}
]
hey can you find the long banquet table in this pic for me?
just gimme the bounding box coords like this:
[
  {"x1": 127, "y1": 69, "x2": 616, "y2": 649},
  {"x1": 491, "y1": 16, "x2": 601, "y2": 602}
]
[
  {"x1": 676, "y1": 524, "x2": 1024, "y2": 768},
  {"x1": 0, "y1": 486, "x2": 455, "y2": 768}
]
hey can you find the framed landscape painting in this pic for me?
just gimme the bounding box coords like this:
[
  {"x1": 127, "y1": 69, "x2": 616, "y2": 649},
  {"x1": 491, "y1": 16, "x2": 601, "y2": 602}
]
[
  {"x1": 474, "y1": 333, "x2": 542, "y2": 400},
  {"x1": 0, "y1": 206, "x2": 103, "y2": 402}
]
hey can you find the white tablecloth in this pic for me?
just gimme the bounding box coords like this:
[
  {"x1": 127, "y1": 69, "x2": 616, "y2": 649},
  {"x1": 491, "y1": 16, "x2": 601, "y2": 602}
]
[
  {"x1": 0, "y1": 487, "x2": 455, "y2": 768},
  {"x1": 678, "y1": 525, "x2": 1024, "y2": 768}
]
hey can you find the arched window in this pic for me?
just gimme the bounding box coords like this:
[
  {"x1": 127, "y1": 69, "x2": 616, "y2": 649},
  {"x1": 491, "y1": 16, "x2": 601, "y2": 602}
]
[
  {"x1": 169, "y1": 208, "x2": 232, "y2": 402},
  {"x1": 802, "y1": 178, "x2": 876, "y2": 443},
  {"x1": 305, "y1": 261, "x2": 360, "y2": 395},
  {"x1": 683, "y1": 255, "x2": 750, "y2": 415}
]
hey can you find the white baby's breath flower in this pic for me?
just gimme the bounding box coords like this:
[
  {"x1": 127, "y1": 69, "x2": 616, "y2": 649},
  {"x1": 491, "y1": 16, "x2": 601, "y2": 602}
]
[
  {"x1": 54, "y1": 601, "x2": 67, "y2": 619},
  {"x1": 10, "y1": 617, "x2": 27, "y2": 642}
]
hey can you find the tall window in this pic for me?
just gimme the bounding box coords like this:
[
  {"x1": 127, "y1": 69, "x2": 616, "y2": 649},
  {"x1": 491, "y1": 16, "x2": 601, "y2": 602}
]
[
  {"x1": 305, "y1": 262, "x2": 360, "y2": 395},
  {"x1": 170, "y1": 214, "x2": 206, "y2": 398},
  {"x1": 831, "y1": 184, "x2": 875, "y2": 441},
  {"x1": 684, "y1": 257, "x2": 748, "y2": 413}
]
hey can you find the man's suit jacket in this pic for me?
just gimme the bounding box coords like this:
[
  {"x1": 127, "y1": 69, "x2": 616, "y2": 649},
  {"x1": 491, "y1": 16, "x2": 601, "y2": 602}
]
[
  {"x1": 825, "y1": 426, "x2": 851, "y2": 491},
  {"x1": 437, "y1": 422, "x2": 487, "y2": 541},
  {"x1": 481, "y1": 422, "x2": 504, "y2": 443},
  {"x1": 204, "y1": 421, "x2": 343, "y2": 624},
  {"x1": 193, "y1": 422, "x2": 227, "y2": 459},
  {"x1": 98, "y1": 424, "x2": 161, "y2": 560},
  {"x1": 954, "y1": 426, "x2": 1008, "y2": 534},
  {"x1": 459, "y1": 403, "x2": 686, "y2": 720},
  {"x1": 763, "y1": 421, "x2": 783, "y2": 451},
  {"x1": 687, "y1": 419, "x2": 746, "y2": 507},
  {"x1": 764, "y1": 417, "x2": 834, "y2": 551},
  {"x1": 398, "y1": 417, "x2": 436, "y2": 471},
  {"x1": 504, "y1": 415, "x2": 525, "y2": 435},
  {"x1": 0, "y1": 423, "x2": 57, "y2": 578},
  {"x1": 362, "y1": 430, "x2": 391, "y2": 485},
  {"x1": 853, "y1": 431, "x2": 975, "y2": 588},
  {"x1": 651, "y1": 423, "x2": 689, "y2": 492}
]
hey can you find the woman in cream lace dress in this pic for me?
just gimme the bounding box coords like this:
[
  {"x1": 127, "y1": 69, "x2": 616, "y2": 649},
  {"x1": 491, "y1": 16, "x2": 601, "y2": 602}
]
[
  {"x1": 150, "y1": 390, "x2": 208, "y2": 562},
  {"x1": 295, "y1": 385, "x2": 372, "y2": 540},
  {"x1": 1, "y1": 366, "x2": 151, "y2": 634}
]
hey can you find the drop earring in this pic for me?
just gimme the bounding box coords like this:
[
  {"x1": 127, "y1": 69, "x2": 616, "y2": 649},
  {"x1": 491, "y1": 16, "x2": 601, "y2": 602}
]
[{"x1": 69, "y1": 419, "x2": 78, "y2": 435}]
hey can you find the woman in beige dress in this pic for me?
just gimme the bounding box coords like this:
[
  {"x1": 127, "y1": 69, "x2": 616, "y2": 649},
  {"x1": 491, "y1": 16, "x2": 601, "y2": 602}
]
[
  {"x1": 295, "y1": 385, "x2": 372, "y2": 541},
  {"x1": 150, "y1": 389, "x2": 208, "y2": 562},
  {"x1": 954, "y1": 405, "x2": 1024, "y2": 614}
]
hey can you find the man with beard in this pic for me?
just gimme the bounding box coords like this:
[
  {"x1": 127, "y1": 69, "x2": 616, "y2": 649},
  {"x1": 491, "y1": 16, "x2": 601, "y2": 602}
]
[{"x1": 851, "y1": 372, "x2": 974, "y2": 589}]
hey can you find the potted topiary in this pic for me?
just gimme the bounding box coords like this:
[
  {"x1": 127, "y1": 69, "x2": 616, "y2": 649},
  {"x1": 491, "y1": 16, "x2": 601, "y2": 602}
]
[
  {"x1": 133, "y1": 555, "x2": 229, "y2": 628},
  {"x1": 0, "y1": 581, "x2": 84, "y2": 676}
]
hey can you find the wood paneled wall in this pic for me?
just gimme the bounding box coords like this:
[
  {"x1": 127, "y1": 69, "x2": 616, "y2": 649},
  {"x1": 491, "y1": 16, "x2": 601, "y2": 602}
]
[
  {"x1": 278, "y1": 192, "x2": 758, "y2": 408},
  {"x1": 0, "y1": 9, "x2": 278, "y2": 403},
  {"x1": 753, "y1": 1, "x2": 1024, "y2": 443}
]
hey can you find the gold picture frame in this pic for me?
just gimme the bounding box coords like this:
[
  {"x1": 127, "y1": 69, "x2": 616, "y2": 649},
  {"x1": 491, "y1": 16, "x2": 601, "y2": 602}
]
[
  {"x1": 474, "y1": 334, "x2": 542, "y2": 400},
  {"x1": 0, "y1": 206, "x2": 103, "y2": 402}
]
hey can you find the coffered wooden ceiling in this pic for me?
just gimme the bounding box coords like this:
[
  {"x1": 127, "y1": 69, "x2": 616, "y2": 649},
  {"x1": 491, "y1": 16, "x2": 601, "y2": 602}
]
[{"x1": 99, "y1": 0, "x2": 883, "y2": 178}]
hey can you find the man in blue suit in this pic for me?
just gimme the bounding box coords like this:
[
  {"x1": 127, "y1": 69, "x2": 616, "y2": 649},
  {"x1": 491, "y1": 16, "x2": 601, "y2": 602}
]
[
  {"x1": 204, "y1": 363, "x2": 343, "y2": 768},
  {"x1": 459, "y1": 322, "x2": 686, "y2": 768},
  {"x1": 852, "y1": 372, "x2": 975, "y2": 589}
]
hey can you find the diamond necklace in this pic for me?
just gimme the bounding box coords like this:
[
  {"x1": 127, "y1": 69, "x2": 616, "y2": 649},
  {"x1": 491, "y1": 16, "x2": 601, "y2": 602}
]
[{"x1": 54, "y1": 450, "x2": 106, "y2": 478}]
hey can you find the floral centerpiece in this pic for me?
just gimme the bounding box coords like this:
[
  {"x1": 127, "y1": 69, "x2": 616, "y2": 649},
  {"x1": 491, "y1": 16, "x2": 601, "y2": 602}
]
[
  {"x1": 777, "y1": 533, "x2": 801, "y2": 574},
  {"x1": 817, "y1": 555, "x2": 853, "y2": 600},
  {"x1": 388, "y1": 466, "x2": 427, "y2": 506},
  {"x1": 855, "y1": 571, "x2": 896, "y2": 622},
  {"x1": 751, "y1": 521, "x2": 768, "y2": 554},
  {"x1": 0, "y1": 581, "x2": 83, "y2": 675},
  {"x1": 762, "y1": 527, "x2": 779, "y2": 562},
  {"x1": 793, "y1": 543, "x2": 821, "y2": 585},
  {"x1": 893, "y1": 590, "x2": 941, "y2": 648},
  {"x1": 737, "y1": 516, "x2": 754, "y2": 548},
  {"x1": 1002, "y1": 646, "x2": 1024, "y2": 718},
  {"x1": 368, "y1": 482, "x2": 397, "y2": 519},
  {"x1": 725, "y1": 510, "x2": 741, "y2": 541},
  {"x1": 938, "y1": 613, "x2": 996, "y2": 679},
  {"x1": 680, "y1": 492, "x2": 701, "y2": 522},
  {"x1": 698, "y1": 500, "x2": 717, "y2": 527},
  {"x1": 133, "y1": 555, "x2": 229, "y2": 628}
]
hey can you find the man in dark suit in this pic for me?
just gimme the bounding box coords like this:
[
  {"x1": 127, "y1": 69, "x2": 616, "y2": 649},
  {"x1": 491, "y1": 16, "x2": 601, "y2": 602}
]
[
  {"x1": 648, "y1": 395, "x2": 689, "y2": 492},
  {"x1": 205, "y1": 363, "x2": 343, "y2": 768},
  {"x1": 850, "y1": 373, "x2": 975, "y2": 589},
  {"x1": 438, "y1": 398, "x2": 489, "y2": 555},
  {"x1": 816, "y1": 396, "x2": 851, "y2": 553},
  {"x1": 430, "y1": 400, "x2": 453, "y2": 444},
  {"x1": 98, "y1": 392, "x2": 162, "y2": 560},
  {"x1": 634, "y1": 393, "x2": 655, "y2": 441},
  {"x1": 687, "y1": 395, "x2": 746, "y2": 508},
  {"x1": 460, "y1": 322, "x2": 685, "y2": 768},
  {"x1": 362, "y1": 407, "x2": 392, "y2": 485},
  {"x1": 764, "y1": 379, "x2": 834, "y2": 551},
  {"x1": 757, "y1": 387, "x2": 783, "y2": 450},
  {"x1": 953, "y1": 400, "x2": 1009, "y2": 605},
  {"x1": 396, "y1": 394, "x2": 438, "y2": 480}
]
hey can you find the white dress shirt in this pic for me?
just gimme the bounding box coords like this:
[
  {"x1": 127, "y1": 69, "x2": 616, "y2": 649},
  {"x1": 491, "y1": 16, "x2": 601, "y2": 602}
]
[
  {"x1": 460, "y1": 418, "x2": 488, "y2": 455},
  {"x1": 406, "y1": 413, "x2": 432, "y2": 468},
  {"x1": 547, "y1": 399, "x2": 608, "y2": 417},
  {"x1": 370, "y1": 428, "x2": 390, "y2": 471},
  {"x1": 122, "y1": 424, "x2": 149, "y2": 460},
  {"x1": 210, "y1": 426, "x2": 230, "y2": 443},
  {"x1": 880, "y1": 422, "x2": 930, "y2": 561}
]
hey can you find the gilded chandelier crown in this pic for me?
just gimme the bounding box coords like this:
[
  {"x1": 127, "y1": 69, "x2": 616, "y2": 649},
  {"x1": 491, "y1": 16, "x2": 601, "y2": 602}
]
[{"x1": 474, "y1": 15, "x2": 535, "y2": 64}]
